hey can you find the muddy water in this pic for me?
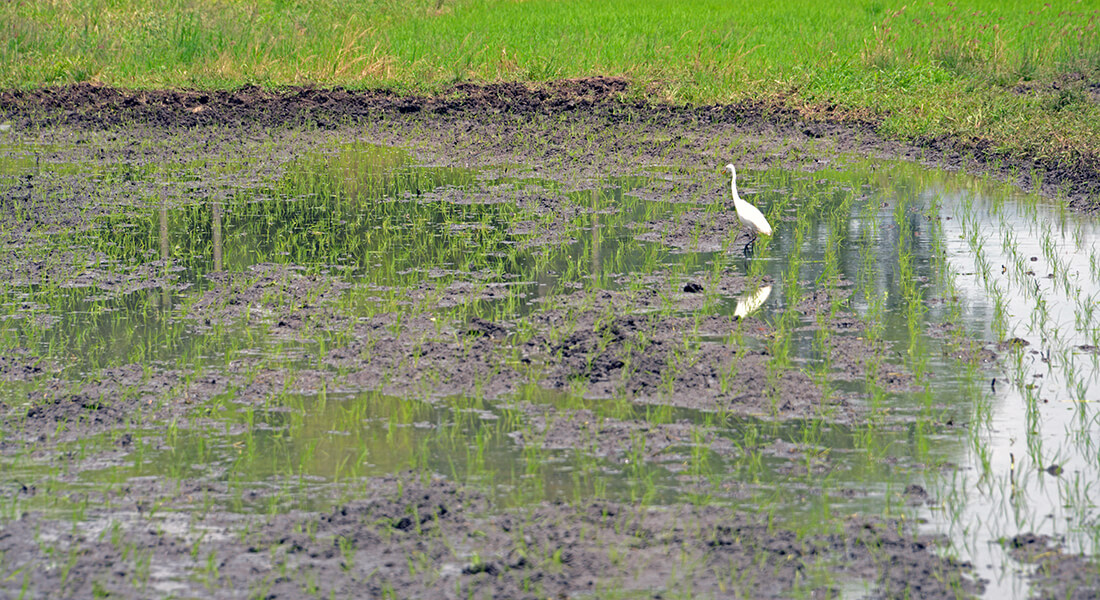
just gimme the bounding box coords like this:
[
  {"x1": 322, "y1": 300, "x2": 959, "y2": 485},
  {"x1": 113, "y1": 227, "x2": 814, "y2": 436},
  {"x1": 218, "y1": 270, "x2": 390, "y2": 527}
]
[{"x1": 2, "y1": 136, "x2": 1098, "y2": 598}]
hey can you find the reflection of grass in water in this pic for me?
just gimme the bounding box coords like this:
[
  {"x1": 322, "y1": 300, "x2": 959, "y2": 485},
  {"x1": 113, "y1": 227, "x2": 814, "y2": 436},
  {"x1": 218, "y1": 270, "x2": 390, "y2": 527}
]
[
  {"x1": 11, "y1": 145, "x2": 1100, "y2": 593},
  {"x1": 912, "y1": 162, "x2": 1100, "y2": 577},
  {"x1": 1, "y1": 147, "x2": 691, "y2": 376}
]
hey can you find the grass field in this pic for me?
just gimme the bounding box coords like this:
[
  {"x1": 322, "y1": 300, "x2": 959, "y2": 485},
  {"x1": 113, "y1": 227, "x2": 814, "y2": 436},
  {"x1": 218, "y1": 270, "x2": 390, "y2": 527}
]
[{"x1": 3, "y1": 0, "x2": 1099, "y2": 171}]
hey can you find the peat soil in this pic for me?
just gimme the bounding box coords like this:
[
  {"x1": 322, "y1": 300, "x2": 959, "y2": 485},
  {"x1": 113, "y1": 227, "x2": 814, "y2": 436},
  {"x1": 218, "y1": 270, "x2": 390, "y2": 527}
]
[{"x1": 0, "y1": 79, "x2": 1095, "y2": 598}]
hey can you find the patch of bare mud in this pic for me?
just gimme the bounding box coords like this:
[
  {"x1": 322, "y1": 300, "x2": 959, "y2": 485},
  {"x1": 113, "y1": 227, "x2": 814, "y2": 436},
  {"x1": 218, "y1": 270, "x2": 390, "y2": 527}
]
[
  {"x1": 3, "y1": 364, "x2": 205, "y2": 446},
  {"x1": 635, "y1": 207, "x2": 754, "y2": 252},
  {"x1": 1005, "y1": 533, "x2": 1100, "y2": 600},
  {"x1": 182, "y1": 263, "x2": 351, "y2": 336},
  {"x1": 323, "y1": 312, "x2": 525, "y2": 400},
  {"x1": 0, "y1": 348, "x2": 59, "y2": 382},
  {"x1": 0, "y1": 474, "x2": 982, "y2": 600}
]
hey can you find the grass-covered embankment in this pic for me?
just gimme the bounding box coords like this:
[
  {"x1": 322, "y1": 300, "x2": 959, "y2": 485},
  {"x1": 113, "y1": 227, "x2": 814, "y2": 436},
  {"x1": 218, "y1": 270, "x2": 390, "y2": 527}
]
[{"x1": 2, "y1": 0, "x2": 1098, "y2": 196}]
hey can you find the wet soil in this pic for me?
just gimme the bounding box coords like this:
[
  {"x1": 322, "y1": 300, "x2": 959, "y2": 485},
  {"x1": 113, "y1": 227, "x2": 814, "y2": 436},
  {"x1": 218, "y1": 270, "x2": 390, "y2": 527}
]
[
  {"x1": 1005, "y1": 534, "x2": 1100, "y2": 600},
  {"x1": 0, "y1": 474, "x2": 981, "y2": 600},
  {"x1": 1, "y1": 79, "x2": 1096, "y2": 598},
  {"x1": 2, "y1": 78, "x2": 1096, "y2": 208}
]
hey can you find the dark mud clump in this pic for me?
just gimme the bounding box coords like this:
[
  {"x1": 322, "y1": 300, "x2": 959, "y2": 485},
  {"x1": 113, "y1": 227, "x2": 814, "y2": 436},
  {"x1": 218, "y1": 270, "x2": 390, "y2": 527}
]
[
  {"x1": 0, "y1": 349, "x2": 58, "y2": 382},
  {"x1": 1005, "y1": 533, "x2": 1100, "y2": 600}
]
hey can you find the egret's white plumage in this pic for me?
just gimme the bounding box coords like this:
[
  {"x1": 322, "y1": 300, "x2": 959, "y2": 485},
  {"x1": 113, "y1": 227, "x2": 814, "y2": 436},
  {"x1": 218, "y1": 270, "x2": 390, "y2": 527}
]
[
  {"x1": 725, "y1": 164, "x2": 772, "y2": 238},
  {"x1": 734, "y1": 284, "x2": 773, "y2": 319}
]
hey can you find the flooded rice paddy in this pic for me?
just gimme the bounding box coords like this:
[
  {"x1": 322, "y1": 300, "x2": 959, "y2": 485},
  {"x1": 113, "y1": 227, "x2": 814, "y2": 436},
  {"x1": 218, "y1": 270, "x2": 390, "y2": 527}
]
[{"x1": 1, "y1": 117, "x2": 1099, "y2": 599}]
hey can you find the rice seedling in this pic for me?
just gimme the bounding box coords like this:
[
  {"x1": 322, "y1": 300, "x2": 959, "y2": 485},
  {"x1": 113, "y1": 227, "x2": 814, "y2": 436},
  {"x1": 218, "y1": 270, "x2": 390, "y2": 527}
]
[{"x1": 8, "y1": 115, "x2": 1100, "y2": 598}]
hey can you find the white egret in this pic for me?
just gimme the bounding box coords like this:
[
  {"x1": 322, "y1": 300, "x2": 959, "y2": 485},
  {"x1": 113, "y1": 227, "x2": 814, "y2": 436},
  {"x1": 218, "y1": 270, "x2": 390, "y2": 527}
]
[
  {"x1": 725, "y1": 164, "x2": 772, "y2": 250},
  {"x1": 734, "y1": 284, "x2": 772, "y2": 319}
]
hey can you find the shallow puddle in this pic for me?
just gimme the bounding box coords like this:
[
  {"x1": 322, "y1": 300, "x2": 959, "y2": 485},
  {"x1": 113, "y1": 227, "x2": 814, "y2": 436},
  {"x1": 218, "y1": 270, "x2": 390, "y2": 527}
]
[{"x1": 3, "y1": 137, "x2": 1099, "y2": 598}]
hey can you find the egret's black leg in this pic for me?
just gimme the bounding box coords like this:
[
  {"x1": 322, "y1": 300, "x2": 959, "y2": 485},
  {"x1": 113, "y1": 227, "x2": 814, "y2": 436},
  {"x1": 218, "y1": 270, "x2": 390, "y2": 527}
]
[{"x1": 742, "y1": 232, "x2": 758, "y2": 256}]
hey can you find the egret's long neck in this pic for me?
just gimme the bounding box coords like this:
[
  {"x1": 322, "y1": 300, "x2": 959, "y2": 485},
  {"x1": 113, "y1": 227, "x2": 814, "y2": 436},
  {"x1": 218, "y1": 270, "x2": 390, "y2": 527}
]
[{"x1": 729, "y1": 170, "x2": 739, "y2": 200}]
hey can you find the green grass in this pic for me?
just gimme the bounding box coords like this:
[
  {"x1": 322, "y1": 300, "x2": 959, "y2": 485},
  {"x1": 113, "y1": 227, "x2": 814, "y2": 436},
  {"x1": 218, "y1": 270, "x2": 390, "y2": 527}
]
[{"x1": 2, "y1": 0, "x2": 1099, "y2": 170}]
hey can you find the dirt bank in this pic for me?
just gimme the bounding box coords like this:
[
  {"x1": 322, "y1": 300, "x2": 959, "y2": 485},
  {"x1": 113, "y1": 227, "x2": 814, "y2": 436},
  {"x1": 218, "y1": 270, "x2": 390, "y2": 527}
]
[{"x1": 2, "y1": 78, "x2": 1096, "y2": 208}]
